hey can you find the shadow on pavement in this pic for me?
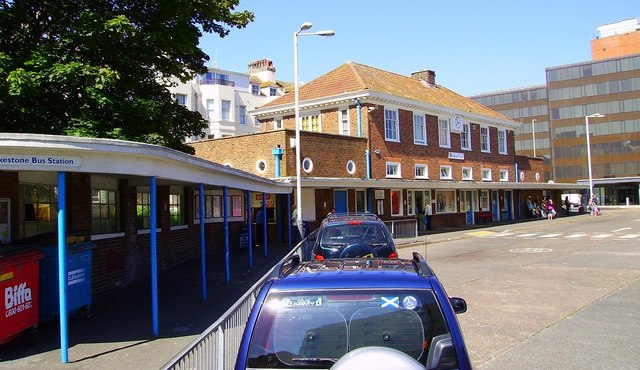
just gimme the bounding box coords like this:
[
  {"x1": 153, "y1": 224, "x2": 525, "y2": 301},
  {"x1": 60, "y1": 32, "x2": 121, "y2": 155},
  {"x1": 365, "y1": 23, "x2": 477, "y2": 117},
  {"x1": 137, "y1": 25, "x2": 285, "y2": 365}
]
[{"x1": 0, "y1": 242, "x2": 291, "y2": 364}]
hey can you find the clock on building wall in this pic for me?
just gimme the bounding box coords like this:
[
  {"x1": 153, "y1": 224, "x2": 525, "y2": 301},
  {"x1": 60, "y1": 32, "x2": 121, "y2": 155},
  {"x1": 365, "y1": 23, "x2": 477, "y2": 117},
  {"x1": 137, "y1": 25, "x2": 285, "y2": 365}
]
[{"x1": 452, "y1": 116, "x2": 464, "y2": 133}]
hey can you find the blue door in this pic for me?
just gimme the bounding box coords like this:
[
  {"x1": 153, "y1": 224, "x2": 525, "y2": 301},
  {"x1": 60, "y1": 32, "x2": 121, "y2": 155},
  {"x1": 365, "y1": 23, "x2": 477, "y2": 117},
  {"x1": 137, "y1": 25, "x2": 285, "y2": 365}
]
[
  {"x1": 491, "y1": 190, "x2": 499, "y2": 221},
  {"x1": 334, "y1": 190, "x2": 348, "y2": 213},
  {"x1": 505, "y1": 191, "x2": 513, "y2": 220}
]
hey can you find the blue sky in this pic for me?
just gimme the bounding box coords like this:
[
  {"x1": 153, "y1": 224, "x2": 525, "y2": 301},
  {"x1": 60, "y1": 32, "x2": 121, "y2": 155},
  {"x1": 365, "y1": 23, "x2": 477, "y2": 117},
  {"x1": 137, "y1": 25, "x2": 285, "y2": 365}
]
[{"x1": 199, "y1": 1, "x2": 638, "y2": 96}]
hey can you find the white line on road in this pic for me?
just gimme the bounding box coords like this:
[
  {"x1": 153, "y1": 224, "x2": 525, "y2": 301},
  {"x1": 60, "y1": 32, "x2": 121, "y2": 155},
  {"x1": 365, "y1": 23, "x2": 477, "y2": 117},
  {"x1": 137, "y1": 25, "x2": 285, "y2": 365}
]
[
  {"x1": 539, "y1": 233, "x2": 563, "y2": 238},
  {"x1": 592, "y1": 234, "x2": 613, "y2": 239},
  {"x1": 516, "y1": 233, "x2": 539, "y2": 238},
  {"x1": 617, "y1": 234, "x2": 640, "y2": 239},
  {"x1": 565, "y1": 233, "x2": 588, "y2": 238},
  {"x1": 612, "y1": 227, "x2": 631, "y2": 232}
]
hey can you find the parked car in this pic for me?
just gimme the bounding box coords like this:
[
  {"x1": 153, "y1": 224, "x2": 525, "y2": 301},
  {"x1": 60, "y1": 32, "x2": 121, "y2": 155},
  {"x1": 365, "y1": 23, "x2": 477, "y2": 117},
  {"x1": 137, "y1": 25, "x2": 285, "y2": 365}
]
[
  {"x1": 303, "y1": 213, "x2": 397, "y2": 261},
  {"x1": 235, "y1": 253, "x2": 472, "y2": 370}
]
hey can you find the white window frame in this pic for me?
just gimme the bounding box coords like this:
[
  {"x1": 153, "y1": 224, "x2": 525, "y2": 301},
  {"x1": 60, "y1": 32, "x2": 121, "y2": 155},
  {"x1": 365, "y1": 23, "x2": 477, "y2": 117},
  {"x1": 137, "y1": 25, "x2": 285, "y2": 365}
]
[
  {"x1": 302, "y1": 157, "x2": 314, "y2": 173},
  {"x1": 461, "y1": 122, "x2": 471, "y2": 150},
  {"x1": 274, "y1": 118, "x2": 283, "y2": 130},
  {"x1": 482, "y1": 168, "x2": 492, "y2": 181},
  {"x1": 462, "y1": 167, "x2": 473, "y2": 181},
  {"x1": 386, "y1": 161, "x2": 401, "y2": 178},
  {"x1": 413, "y1": 114, "x2": 426, "y2": 145},
  {"x1": 346, "y1": 160, "x2": 356, "y2": 175},
  {"x1": 498, "y1": 129, "x2": 507, "y2": 154},
  {"x1": 339, "y1": 108, "x2": 350, "y2": 135},
  {"x1": 221, "y1": 100, "x2": 231, "y2": 121},
  {"x1": 206, "y1": 99, "x2": 215, "y2": 121},
  {"x1": 480, "y1": 126, "x2": 490, "y2": 152},
  {"x1": 500, "y1": 169, "x2": 509, "y2": 181},
  {"x1": 384, "y1": 109, "x2": 399, "y2": 142},
  {"x1": 440, "y1": 165, "x2": 452, "y2": 180},
  {"x1": 480, "y1": 189, "x2": 490, "y2": 211},
  {"x1": 415, "y1": 164, "x2": 428, "y2": 179},
  {"x1": 238, "y1": 105, "x2": 247, "y2": 125},
  {"x1": 256, "y1": 159, "x2": 267, "y2": 174},
  {"x1": 175, "y1": 94, "x2": 187, "y2": 106},
  {"x1": 438, "y1": 118, "x2": 451, "y2": 148}
]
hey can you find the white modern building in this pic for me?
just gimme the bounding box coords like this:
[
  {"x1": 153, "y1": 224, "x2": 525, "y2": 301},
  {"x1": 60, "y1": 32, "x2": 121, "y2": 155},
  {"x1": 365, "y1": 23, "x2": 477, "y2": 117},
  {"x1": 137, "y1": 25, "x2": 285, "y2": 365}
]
[{"x1": 171, "y1": 58, "x2": 290, "y2": 141}]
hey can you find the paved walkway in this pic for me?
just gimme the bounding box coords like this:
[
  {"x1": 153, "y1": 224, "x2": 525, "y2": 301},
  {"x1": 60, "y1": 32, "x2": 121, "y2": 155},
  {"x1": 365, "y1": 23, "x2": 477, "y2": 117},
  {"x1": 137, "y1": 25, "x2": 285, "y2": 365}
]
[{"x1": 0, "y1": 209, "x2": 622, "y2": 369}]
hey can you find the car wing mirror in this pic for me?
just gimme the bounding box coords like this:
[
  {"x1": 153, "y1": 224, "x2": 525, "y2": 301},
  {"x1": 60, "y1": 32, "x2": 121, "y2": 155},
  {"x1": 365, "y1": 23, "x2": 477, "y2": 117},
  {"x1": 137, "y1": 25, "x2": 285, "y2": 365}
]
[{"x1": 450, "y1": 297, "x2": 467, "y2": 314}]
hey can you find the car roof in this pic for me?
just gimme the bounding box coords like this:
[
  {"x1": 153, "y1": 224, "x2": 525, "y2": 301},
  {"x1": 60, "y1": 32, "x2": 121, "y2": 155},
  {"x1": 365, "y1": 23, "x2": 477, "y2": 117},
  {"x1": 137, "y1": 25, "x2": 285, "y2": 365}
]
[
  {"x1": 270, "y1": 254, "x2": 435, "y2": 291},
  {"x1": 323, "y1": 212, "x2": 384, "y2": 224}
]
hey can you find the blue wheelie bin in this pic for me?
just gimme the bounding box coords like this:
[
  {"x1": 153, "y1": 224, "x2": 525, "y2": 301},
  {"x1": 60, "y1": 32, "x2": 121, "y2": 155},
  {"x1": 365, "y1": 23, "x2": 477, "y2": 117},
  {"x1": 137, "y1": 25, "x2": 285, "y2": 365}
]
[{"x1": 38, "y1": 241, "x2": 94, "y2": 321}]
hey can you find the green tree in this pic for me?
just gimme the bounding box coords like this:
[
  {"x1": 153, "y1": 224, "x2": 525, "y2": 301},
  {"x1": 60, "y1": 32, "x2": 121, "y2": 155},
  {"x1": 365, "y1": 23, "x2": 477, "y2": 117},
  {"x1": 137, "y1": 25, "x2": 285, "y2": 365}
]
[{"x1": 0, "y1": 0, "x2": 254, "y2": 153}]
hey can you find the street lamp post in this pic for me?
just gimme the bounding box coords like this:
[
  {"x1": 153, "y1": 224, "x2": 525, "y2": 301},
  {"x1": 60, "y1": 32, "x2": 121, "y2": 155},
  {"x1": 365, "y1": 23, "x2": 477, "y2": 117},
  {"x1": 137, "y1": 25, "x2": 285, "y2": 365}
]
[
  {"x1": 294, "y1": 22, "x2": 334, "y2": 238},
  {"x1": 531, "y1": 119, "x2": 537, "y2": 157},
  {"x1": 585, "y1": 113, "x2": 605, "y2": 201}
]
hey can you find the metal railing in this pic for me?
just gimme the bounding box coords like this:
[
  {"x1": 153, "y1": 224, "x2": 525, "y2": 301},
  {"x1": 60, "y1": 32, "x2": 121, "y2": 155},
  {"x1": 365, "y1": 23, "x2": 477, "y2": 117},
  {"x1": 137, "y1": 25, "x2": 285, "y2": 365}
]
[
  {"x1": 161, "y1": 247, "x2": 301, "y2": 370},
  {"x1": 384, "y1": 218, "x2": 418, "y2": 239}
]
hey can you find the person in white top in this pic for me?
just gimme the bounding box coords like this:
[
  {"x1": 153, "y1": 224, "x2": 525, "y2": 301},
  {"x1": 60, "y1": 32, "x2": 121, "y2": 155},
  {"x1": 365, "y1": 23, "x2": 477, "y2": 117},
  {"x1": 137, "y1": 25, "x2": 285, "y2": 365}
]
[{"x1": 423, "y1": 202, "x2": 433, "y2": 230}]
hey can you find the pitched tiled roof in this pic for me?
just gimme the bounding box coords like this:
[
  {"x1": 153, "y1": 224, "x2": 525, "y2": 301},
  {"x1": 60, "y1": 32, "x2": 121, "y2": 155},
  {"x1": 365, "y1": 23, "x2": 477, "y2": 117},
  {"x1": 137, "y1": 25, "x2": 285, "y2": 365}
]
[{"x1": 261, "y1": 62, "x2": 512, "y2": 121}]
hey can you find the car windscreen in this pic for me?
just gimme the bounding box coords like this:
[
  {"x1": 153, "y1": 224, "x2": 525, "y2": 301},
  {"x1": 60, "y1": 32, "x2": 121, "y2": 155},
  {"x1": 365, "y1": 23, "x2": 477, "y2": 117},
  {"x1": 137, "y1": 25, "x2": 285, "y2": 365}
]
[{"x1": 246, "y1": 289, "x2": 451, "y2": 368}]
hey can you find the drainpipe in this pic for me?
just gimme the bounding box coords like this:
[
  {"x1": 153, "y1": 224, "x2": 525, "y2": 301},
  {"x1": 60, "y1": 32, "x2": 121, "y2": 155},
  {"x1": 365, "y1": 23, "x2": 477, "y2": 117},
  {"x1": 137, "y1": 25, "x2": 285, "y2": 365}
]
[
  {"x1": 355, "y1": 98, "x2": 362, "y2": 137},
  {"x1": 272, "y1": 145, "x2": 284, "y2": 178},
  {"x1": 365, "y1": 149, "x2": 371, "y2": 179}
]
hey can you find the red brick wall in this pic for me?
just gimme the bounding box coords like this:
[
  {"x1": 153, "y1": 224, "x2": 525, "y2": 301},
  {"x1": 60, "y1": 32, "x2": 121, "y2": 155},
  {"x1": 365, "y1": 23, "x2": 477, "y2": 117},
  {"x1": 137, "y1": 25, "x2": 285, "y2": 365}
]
[
  {"x1": 191, "y1": 129, "x2": 369, "y2": 180},
  {"x1": 368, "y1": 106, "x2": 517, "y2": 182}
]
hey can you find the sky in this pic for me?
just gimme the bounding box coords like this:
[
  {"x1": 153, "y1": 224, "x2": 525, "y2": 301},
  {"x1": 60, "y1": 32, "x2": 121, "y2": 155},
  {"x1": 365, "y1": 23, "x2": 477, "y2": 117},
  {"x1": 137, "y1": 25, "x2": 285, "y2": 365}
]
[{"x1": 199, "y1": 0, "x2": 638, "y2": 96}]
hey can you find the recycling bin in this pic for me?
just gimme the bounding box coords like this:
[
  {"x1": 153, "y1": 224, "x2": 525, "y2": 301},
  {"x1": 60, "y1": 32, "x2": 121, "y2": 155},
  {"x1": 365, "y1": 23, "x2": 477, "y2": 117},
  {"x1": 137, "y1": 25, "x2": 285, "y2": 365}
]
[
  {"x1": 39, "y1": 241, "x2": 94, "y2": 321},
  {"x1": 0, "y1": 247, "x2": 44, "y2": 345}
]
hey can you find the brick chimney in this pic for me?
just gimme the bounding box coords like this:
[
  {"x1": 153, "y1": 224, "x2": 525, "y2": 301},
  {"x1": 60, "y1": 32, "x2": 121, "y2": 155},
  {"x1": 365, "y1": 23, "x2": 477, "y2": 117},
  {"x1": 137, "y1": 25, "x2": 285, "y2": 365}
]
[
  {"x1": 248, "y1": 58, "x2": 277, "y2": 84},
  {"x1": 411, "y1": 69, "x2": 436, "y2": 86}
]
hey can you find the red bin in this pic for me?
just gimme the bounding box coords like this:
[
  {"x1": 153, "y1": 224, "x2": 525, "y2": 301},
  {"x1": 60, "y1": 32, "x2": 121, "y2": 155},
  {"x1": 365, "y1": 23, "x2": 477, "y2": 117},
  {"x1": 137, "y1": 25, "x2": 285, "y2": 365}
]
[{"x1": 0, "y1": 249, "x2": 44, "y2": 345}]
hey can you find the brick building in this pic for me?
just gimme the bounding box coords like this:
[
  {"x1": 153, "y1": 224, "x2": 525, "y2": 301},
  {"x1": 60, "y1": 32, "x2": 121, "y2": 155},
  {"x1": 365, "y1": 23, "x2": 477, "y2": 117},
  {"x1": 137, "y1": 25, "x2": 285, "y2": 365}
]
[
  {"x1": 0, "y1": 134, "x2": 293, "y2": 298},
  {"x1": 191, "y1": 62, "x2": 584, "y2": 231}
]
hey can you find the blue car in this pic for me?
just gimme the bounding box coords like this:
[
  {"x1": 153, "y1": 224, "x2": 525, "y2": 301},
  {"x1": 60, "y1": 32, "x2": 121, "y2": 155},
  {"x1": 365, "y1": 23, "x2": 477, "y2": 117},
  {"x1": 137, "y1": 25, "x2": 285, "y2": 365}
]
[
  {"x1": 304, "y1": 213, "x2": 397, "y2": 261},
  {"x1": 235, "y1": 253, "x2": 471, "y2": 369}
]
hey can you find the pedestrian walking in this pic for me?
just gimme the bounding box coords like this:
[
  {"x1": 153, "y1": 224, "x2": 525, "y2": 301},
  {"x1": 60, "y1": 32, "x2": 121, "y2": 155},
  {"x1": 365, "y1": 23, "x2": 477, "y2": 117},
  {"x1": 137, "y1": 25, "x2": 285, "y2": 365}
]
[{"x1": 423, "y1": 202, "x2": 433, "y2": 230}]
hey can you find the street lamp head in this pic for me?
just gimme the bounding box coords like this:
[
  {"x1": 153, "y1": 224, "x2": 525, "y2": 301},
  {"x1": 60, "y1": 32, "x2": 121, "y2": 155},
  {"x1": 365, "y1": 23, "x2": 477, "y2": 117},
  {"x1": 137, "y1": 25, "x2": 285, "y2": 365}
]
[
  {"x1": 317, "y1": 30, "x2": 335, "y2": 36},
  {"x1": 587, "y1": 113, "x2": 605, "y2": 118},
  {"x1": 299, "y1": 22, "x2": 312, "y2": 31}
]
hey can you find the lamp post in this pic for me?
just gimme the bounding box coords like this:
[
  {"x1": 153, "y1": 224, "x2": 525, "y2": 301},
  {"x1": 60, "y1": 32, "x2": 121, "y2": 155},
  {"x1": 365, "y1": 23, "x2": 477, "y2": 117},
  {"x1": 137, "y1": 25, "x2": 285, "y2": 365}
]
[
  {"x1": 585, "y1": 113, "x2": 605, "y2": 201},
  {"x1": 294, "y1": 22, "x2": 334, "y2": 238},
  {"x1": 531, "y1": 119, "x2": 537, "y2": 157}
]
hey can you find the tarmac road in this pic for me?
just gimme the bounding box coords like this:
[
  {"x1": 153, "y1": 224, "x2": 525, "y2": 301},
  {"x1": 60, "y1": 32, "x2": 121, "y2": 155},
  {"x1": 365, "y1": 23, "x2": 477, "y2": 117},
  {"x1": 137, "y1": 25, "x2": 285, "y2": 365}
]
[
  {"x1": 1, "y1": 207, "x2": 638, "y2": 369},
  {"x1": 397, "y1": 207, "x2": 640, "y2": 369}
]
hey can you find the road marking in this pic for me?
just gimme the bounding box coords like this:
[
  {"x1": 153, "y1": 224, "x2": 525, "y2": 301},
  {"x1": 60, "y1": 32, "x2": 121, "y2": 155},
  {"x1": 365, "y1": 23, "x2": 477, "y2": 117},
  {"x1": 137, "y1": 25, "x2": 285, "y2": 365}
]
[
  {"x1": 516, "y1": 233, "x2": 538, "y2": 238},
  {"x1": 617, "y1": 234, "x2": 640, "y2": 239},
  {"x1": 592, "y1": 234, "x2": 612, "y2": 239},
  {"x1": 539, "y1": 233, "x2": 563, "y2": 238},
  {"x1": 494, "y1": 232, "x2": 516, "y2": 237},
  {"x1": 510, "y1": 247, "x2": 553, "y2": 253},
  {"x1": 612, "y1": 227, "x2": 631, "y2": 232},
  {"x1": 466, "y1": 230, "x2": 496, "y2": 237},
  {"x1": 565, "y1": 233, "x2": 588, "y2": 238}
]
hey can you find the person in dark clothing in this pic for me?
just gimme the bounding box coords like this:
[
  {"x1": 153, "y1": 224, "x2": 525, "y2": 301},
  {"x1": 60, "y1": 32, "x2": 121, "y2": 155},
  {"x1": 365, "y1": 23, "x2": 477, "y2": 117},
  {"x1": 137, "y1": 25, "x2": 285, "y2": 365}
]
[{"x1": 564, "y1": 196, "x2": 571, "y2": 217}]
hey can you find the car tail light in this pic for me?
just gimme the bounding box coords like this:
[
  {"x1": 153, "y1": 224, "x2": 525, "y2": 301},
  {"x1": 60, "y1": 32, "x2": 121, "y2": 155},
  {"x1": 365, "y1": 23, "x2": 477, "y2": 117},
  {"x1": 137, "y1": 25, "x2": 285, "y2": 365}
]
[
  {"x1": 388, "y1": 252, "x2": 398, "y2": 259},
  {"x1": 314, "y1": 254, "x2": 325, "y2": 261}
]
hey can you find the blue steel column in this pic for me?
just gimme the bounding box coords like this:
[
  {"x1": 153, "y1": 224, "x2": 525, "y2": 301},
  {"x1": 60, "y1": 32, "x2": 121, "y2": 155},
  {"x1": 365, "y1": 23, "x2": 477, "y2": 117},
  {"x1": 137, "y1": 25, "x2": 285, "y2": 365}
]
[
  {"x1": 57, "y1": 172, "x2": 69, "y2": 363},
  {"x1": 247, "y1": 191, "x2": 253, "y2": 270},
  {"x1": 262, "y1": 193, "x2": 268, "y2": 257},
  {"x1": 199, "y1": 184, "x2": 206, "y2": 301},
  {"x1": 223, "y1": 187, "x2": 230, "y2": 284},
  {"x1": 287, "y1": 193, "x2": 292, "y2": 249},
  {"x1": 150, "y1": 176, "x2": 159, "y2": 336}
]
